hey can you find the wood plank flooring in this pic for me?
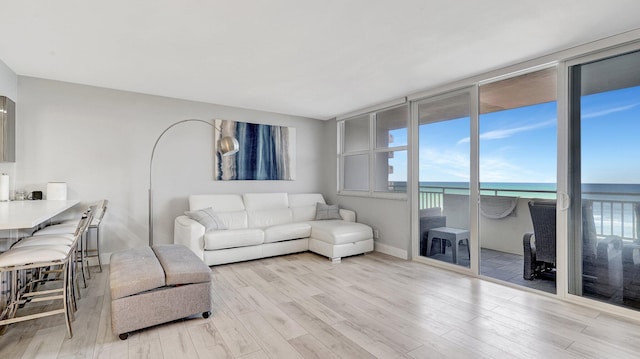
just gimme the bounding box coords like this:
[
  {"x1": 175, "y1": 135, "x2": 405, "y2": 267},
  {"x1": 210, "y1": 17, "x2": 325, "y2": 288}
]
[{"x1": 1, "y1": 251, "x2": 640, "y2": 358}]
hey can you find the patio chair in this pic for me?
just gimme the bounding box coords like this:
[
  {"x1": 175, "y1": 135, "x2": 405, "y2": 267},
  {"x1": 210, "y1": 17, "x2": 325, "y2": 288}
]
[
  {"x1": 582, "y1": 200, "x2": 623, "y2": 298},
  {"x1": 523, "y1": 200, "x2": 556, "y2": 280},
  {"x1": 523, "y1": 199, "x2": 623, "y2": 296},
  {"x1": 621, "y1": 203, "x2": 640, "y2": 306}
]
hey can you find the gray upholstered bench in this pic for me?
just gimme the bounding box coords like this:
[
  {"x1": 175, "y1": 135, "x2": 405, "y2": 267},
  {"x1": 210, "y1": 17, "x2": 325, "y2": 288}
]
[{"x1": 109, "y1": 244, "x2": 212, "y2": 340}]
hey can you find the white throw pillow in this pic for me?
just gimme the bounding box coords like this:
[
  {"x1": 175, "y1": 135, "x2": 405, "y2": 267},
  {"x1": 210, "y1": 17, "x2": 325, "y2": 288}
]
[{"x1": 184, "y1": 207, "x2": 228, "y2": 231}]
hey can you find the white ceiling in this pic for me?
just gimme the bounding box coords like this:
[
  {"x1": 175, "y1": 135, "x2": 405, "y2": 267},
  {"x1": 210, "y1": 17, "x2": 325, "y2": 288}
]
[{"x1": 0, "y1": 1, "x2": 639, "y2": 120}]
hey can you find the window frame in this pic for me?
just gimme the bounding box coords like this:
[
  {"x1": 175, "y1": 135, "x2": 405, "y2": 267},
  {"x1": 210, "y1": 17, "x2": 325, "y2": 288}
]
[{"x1": 338, "y1": 103, "x2": 409, "y2": 199}]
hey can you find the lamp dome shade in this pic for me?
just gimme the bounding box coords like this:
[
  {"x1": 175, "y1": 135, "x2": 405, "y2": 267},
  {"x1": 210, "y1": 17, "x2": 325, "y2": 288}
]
[{"x1": 219, "y1": 136, "x2": 239, "y2": 156}]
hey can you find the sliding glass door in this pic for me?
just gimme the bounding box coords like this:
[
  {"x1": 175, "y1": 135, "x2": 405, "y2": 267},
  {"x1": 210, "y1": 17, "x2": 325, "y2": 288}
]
[
  {"x1": 414, "y1": 90, "x2": 473, "y2": 268},
  {"x1": 479, "y1": 68, "x2": 558, "y2": 294},
  {"x1": 568, "y1": 49, "x2": 640, "y2": 310}
]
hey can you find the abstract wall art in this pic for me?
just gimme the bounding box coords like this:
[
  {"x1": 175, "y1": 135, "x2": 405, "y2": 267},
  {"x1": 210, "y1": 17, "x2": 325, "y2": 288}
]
[{"x1": 214, "y1": 119, "x2": 296, "y2": 180}]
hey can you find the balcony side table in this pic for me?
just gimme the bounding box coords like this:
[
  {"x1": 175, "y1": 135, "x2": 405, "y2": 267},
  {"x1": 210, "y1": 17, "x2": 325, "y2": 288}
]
[{"x1": 426, "y1": 227, "x2": 470, "y2": 264}]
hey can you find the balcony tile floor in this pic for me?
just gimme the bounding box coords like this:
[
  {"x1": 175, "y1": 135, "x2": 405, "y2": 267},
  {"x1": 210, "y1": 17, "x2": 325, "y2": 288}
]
[{"x1": 424, "y1": 244, "x2": 556, "y2": 294}]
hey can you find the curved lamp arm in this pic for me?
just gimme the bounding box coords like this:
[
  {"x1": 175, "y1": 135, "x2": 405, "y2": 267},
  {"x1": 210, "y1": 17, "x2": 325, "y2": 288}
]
[{"x1": 149, "y1": 119, "x2": 238, "y2": 246}]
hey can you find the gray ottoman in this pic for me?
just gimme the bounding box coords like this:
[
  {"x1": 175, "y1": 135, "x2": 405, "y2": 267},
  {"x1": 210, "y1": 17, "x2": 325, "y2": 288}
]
[{"x1": 109, "y1": 244, "x2": 212, "y2": 340}]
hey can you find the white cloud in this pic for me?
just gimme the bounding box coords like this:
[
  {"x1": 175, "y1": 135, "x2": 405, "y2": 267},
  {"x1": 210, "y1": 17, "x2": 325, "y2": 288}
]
[
  {"x1": 457, "y1": 118, "x2": 556, "y2": 144},
  {"x1": 419, "y1": 148, "x2": 470, "y2": 181},
  {"x1": 582, "y1": 103, "x2": 639, "y2": 119},
  {"x1": 419, "y1": 146, "x2": 556, "y2": 183}
]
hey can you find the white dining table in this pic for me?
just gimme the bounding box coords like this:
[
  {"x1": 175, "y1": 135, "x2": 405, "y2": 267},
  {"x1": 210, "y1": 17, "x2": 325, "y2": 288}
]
[{"x1": 0, "y1": 200, "x2": 79, "y2": 230}]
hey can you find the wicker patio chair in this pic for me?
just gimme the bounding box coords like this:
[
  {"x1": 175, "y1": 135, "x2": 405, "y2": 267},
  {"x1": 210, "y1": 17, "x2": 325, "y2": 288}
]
[
  {"x1": 523, "y1": 199, "x2": 623, "y2": 296},
  {"x1": 523, "y1": 199, "x2": 556, "y2": 280},
  {"x1": 621, "y1": 202, "x2": 640, "y2": 306},
  {"x1": 582, "y1": 199, "x2": 623, "y2": 298}
]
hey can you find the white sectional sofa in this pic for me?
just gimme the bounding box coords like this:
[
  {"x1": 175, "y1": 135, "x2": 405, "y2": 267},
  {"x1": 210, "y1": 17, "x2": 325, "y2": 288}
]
[{"x1": 174, "y1": 193, "x2": 374, "y2": 266}]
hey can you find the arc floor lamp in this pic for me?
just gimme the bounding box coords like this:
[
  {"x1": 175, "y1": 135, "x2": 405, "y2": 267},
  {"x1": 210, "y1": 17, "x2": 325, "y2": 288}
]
[{"x1": 148, "y1": 119, "x2": 239, "y2": 246}]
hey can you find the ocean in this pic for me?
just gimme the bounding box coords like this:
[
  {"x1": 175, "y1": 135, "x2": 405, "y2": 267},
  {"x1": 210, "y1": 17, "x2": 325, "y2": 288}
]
[{"x1": 417, "y1": 181, "x2": 640, "y2": 199}]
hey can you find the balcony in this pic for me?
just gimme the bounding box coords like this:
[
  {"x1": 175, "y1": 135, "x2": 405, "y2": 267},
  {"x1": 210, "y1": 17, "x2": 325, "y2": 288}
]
[{"x1": 405, "y1": 181, "x2": 640, "y2": 308}]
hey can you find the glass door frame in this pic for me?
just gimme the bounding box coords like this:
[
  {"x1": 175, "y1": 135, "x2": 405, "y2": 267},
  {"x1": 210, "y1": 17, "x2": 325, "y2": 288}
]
[
  {"x1": 561, "y1": 41, "x2": 640, "y2": 316},
  {"x1": 410, "y1": 86, "x2": 480, "y2": 275}
]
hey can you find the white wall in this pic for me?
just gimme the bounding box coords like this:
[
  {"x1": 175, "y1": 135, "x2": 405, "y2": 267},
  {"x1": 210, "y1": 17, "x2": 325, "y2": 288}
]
[
  {"x1": 17, "y1": 77, "x2": 325, "y2": 261},
  {"x1": 341, "y1": 196, "x2": 410, "y2": 258},
  {"x1": 480, "y1": 198, "x2": 534, "y2": 255}
]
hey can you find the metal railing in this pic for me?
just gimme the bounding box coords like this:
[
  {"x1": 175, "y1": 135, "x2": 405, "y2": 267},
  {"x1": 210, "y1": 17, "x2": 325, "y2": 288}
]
[
  {"x1": 590, "y1": 198, "x2": 639, "y2": 240},
  {"x1": 418, "y1": 188, "x2": 444, "y2": 210},
  {"x1": 411, "y1": 183, "x2": 640, "y2": 241}
]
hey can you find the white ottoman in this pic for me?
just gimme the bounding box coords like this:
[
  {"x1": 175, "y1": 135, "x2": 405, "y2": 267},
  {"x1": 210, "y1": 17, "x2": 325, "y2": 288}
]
[{"x1": 309, "y1": 220, "x2": 374, "y2": 263}]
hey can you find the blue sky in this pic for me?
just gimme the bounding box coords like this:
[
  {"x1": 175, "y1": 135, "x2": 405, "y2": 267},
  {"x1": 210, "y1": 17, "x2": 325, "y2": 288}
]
[
  {"x1": 477, "y1": 102, "x2": 557, "y2": 183},
  {"x1": 388, "y1": 85, "x2": 640, "y2": 184},
  {"x1": 581, "y1": 86, "x2": 640, "y2": 183}
]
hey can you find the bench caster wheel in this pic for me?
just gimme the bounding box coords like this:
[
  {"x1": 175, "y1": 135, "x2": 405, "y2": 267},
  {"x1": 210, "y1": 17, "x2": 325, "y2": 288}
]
[
  {"x1": 119, "y1": 333, "x2": 129, "y2": 340},
  {"x1": 202, "y1": 311, "x2": 211, "y2": 319}
]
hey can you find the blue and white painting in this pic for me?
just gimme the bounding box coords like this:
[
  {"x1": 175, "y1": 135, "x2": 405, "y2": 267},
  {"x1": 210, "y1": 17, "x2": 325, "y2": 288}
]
[{"x1": 214, "y1": 119, "x2": 296, "y2": 180}]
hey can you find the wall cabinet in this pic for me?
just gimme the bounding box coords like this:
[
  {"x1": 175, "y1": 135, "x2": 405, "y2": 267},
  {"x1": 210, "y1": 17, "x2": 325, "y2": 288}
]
[{"x1": 0, "y1": 96, "x2": 15, "y2": 162}]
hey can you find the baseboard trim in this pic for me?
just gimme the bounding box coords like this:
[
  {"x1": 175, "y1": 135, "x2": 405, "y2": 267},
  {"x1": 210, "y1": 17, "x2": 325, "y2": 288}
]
[{"x1": 374, "y1": 242, "x2": 408, "y2": 260}]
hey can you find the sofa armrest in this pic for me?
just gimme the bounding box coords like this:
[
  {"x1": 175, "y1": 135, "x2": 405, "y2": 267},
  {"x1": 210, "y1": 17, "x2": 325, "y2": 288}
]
[
  {"x1": 174, "y1": 215, "x2": 206, "y2": 260},
  {"x1": 339, "y1": 209, "x2": 356, "y2": 222}
]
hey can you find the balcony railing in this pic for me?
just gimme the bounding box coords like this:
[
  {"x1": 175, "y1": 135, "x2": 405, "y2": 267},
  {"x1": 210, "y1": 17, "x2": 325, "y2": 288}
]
[
  {"x1": 589, "y1": 195, "x2": 639, "y2": 240},
  {"x1": 409, "y1": 183, "x2": 640, "y2": 241}
]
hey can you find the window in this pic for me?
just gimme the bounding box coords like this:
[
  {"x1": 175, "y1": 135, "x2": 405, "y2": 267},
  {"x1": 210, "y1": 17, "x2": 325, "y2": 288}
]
[
  {"x1": 375, "y1": 105, "x2": 408, "y2": 193},
  {"x1": 342, "y1": 114, "x2": 370, "y2": 192},
  {"x1": 339, "y1": 104, "x2": 408, "y2": 196}
]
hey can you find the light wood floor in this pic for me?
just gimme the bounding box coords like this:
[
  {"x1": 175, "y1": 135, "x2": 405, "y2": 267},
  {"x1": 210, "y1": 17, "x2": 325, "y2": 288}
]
[{"x1": 1, "y1": 251, "x2": 640, "y2": 358}]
